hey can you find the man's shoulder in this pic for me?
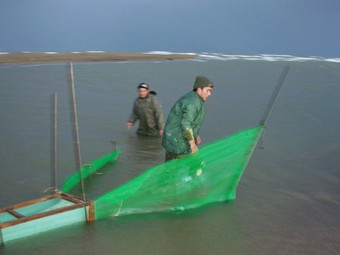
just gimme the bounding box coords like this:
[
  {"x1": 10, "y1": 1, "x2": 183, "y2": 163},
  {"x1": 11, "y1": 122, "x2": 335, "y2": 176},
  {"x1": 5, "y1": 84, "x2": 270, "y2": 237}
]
[
  {"x1": 179, "y1": 91, "x2": 200, "y2": 103},
  {"x1": 148, "y1": 93, "x2": 161, "y2": 103},
  {"x1": 147, "y1": 94, "x2": 155, "y2": 101}
]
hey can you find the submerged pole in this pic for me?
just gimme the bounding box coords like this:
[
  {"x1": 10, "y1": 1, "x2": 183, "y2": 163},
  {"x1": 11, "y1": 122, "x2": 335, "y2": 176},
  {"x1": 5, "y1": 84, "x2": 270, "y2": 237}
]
[
  {"x1": 259, "y1": 65, "x2": 290, "y2": 126},
  {"x1": 68, "y1": 62, "x2": 87, "y2": 202},
  {"x1": 257, "y1": 66, "x2": 290, "y2": 149}
]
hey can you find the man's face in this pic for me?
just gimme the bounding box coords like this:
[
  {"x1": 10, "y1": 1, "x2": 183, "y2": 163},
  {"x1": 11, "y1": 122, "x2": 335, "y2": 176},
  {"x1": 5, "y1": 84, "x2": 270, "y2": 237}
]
[
  {"x1": 197, "y1": 86, "x2": 213, "y2": 101},
  {"x1": 138, "y1": 88, "x2": 149, "y2": 98}
]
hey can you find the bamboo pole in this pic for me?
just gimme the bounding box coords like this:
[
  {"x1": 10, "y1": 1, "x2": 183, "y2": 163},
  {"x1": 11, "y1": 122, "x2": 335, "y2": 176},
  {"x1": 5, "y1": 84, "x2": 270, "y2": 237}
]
[
  {"x1": 50, "y1": 94, "x2": 58, "y2": 192},
  {"x1": 67, "y1": 63, "x2": 87, "y2": 202},
  {"x1": 259, "y1": 66, "x2": 290, "y2": 126},
  {"x1": 258, "y1": 66, "x2": 290, "y2": 149}
]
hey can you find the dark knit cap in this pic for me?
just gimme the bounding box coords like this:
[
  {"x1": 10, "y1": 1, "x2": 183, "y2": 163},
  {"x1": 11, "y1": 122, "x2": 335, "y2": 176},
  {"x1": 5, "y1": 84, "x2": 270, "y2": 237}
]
[
  {"x1": 193, "y1": 76, "x2": 213, "y2": 89},
  {"x1": 138, "y1": 83, "x2": 149, "y2": 90}
]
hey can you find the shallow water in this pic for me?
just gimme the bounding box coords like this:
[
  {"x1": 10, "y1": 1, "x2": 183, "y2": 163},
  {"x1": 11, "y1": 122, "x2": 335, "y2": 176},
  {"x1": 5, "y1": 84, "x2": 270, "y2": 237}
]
[{"x1": 0, "y1": 56, "x2": 339, "y2": 254}]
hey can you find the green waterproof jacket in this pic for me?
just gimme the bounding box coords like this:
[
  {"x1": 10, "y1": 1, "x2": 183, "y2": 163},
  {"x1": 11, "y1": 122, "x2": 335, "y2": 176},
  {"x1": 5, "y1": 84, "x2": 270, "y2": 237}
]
[
  {"x1": 162, "y1": 91, "x2": 205, "y2": 154},
  {"x1": 129, "y1": 94, "x2": 164, "y2": 136}
]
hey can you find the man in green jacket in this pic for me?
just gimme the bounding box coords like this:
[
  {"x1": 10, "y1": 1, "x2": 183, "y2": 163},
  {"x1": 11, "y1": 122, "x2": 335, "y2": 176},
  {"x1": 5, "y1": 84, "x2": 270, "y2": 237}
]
[
  {"x1": 126, "y1": 83, "x2": 165, "y2": 137},
  {"x1": 162, "y1": 76, "x2": 214, "y2": 161}
]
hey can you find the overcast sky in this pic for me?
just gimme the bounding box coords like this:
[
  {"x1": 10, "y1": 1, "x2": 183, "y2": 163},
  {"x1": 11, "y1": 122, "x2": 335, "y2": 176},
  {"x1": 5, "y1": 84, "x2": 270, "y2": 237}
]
[{"x1": 1, "y1": 0, "x2": 339, "y2": 57}]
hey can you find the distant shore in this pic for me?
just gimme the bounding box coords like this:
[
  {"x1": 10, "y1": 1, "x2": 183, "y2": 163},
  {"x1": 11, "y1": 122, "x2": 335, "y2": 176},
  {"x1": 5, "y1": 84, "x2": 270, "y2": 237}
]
[{"x1": 0, "y1": 52, "x2": 197, "y2": 64}]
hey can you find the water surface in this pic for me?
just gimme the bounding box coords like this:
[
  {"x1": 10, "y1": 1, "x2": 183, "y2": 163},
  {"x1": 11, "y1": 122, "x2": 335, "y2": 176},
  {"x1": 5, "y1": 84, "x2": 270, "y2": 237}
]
[{"x1": 0, "y1": 55, "x2": 339, "y2": 254}]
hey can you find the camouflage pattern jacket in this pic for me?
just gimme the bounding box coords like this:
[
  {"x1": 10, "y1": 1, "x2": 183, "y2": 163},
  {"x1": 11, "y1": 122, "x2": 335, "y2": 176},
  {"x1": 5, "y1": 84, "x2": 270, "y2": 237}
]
[{"x1": 129, "y1": 94, "x2": 164, "y2": 136}]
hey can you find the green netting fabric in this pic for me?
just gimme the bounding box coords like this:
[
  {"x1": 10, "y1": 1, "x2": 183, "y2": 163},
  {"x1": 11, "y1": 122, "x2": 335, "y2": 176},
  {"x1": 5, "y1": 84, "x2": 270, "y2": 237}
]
[
  {"x1": 61, "y1": 149, "x2": 121, "y2": 192},
  {"x1": 94, "y1": 126, "x2": 264, "y2": 219}
]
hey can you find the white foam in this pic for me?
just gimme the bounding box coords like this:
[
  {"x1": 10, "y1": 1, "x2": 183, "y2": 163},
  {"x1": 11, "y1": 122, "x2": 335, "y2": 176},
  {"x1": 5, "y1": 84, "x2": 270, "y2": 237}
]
[
  {"x1": 86, "y1": 51, "x2": 105, "y2": 53},
  {"x1": 146, "y1": 51, "x2": 196, "y2": 56},
  {"x1": 325, "y1": 58, "x2": 340, "y2": 63},
  {"x1": 197, "y1": 53, "x2": 339, "y2": 63}
]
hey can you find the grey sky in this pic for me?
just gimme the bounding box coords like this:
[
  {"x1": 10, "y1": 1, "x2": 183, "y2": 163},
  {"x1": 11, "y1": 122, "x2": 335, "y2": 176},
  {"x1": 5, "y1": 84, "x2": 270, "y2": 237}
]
[{"x1": 1, "y1": 0, "x2": 339, "y2": 57}]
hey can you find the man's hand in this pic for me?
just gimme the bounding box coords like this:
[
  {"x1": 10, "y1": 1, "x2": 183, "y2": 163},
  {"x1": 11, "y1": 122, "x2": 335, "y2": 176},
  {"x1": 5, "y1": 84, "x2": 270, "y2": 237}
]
[
  {"x1": 195, "y1": 135, "x2": 201, "y2": 145},
  {"x1": 189, "y1": 139, "x2": 199, "y2": 153},
  {"x1": 126, "y1": 122, "x2": 133, "y2": 129}
]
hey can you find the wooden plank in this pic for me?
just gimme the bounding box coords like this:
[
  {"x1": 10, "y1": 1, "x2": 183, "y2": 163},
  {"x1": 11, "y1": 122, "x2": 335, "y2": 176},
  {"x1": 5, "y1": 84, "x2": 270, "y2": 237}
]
[
  {"x1": 1, "y1": 206, "x2": 88, "y2": 243},
  {"x1": 0, "y1": 192, "x2": 94, "y2": 229},
  {"x1": 0, "y1": 201, "x2": 91, "y2": 229},
  {"x1": 87, "y1": 201, "x2": 95, "y2": 223},
  {"x1": 0, "y1": 192, "x2": 87, "y2": 214},
  {"x1": 0, "y1": 228, "x2": 4, "y2": 246},
  {"x1": 60, "y1": 193, "x2": 86, "y2": 204},
  {"x1": 6, "y1": 210, "x2": 25, "y2": 219},
  {"x1": 0, "y1": 194, "x2": 57, "y2": 213}
]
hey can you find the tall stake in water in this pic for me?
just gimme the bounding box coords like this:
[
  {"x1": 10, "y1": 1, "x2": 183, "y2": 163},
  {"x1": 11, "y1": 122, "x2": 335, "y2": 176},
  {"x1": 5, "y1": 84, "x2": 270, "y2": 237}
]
[
  {"x1": 259, "y1": 66, "x2": 291, "y2": 126},
  {"x1": 50, "y1": 93, "x2": 58, "y2": 192},
  {"x1": 258, "y1": 65, "x2": 290, "y2": 149},
  {"x1": 68, "y1": 63, "x2": 87, "y2": 202}
]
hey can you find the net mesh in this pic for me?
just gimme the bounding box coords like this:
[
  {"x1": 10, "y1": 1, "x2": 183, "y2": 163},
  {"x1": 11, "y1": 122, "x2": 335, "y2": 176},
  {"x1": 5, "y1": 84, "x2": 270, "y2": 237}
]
[
  {"x1": 94, "y1": 125, "x2": 264, "y2": 219},
  {"x1": 61, "y1": 150, "x2": 121, "y2": 192}
]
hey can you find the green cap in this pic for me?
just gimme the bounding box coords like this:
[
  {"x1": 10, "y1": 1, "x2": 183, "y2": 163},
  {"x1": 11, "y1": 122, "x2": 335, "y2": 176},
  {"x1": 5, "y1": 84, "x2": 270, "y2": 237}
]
[{"x1": 193, "y1": 76, "x2": 213, "y2": 89}]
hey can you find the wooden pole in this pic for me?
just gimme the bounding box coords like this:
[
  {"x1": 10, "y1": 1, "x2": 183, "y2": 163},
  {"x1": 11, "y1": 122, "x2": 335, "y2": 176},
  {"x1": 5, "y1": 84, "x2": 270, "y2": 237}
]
[
  {"x1": 259, "y1": 66, "x2": 290, "y2": 126},
  {"x1": 258, "y1": 66, "x2": 290, "y2": 149},
  {"x1": 51, "y1": 94, "x2": 58, "y2": 192},
  {"x1": 68, "y1": 63, "x2": 87, "y2": 202}
]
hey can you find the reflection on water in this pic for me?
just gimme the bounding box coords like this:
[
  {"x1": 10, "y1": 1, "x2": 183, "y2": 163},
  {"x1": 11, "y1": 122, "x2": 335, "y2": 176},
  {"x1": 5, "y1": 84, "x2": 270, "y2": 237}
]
[{"x1": 124, "y1": 133, "x2": 164, "y2": 164}]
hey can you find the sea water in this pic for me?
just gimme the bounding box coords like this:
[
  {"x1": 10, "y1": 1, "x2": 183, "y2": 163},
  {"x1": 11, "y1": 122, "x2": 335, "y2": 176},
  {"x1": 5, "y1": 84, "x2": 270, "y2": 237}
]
[{"x1": 0, "y1": 54, "x2": 339, "y2": 254}]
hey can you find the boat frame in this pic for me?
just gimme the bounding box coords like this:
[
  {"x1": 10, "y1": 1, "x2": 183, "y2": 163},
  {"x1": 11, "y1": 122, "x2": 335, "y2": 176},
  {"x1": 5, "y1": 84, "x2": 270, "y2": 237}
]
[{"x1": 0, "y1": 192, "x2": 94, "y2": 245}]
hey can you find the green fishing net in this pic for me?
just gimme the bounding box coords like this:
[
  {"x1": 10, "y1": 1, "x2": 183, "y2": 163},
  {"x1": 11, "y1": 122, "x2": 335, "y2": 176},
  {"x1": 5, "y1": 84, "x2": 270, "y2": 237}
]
[
  {"x1": 61, "y1": 150, "x2": 121, "y2": 192},
  {"x1": 94, "y1": 125, "x2": 264, "y2": 219}
]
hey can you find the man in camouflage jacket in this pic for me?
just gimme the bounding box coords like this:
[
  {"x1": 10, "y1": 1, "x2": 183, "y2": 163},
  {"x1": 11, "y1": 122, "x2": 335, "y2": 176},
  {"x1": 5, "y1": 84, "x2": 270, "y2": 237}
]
[{"x1": 126, "y1": 83, "x2": 164, "y2": 137}]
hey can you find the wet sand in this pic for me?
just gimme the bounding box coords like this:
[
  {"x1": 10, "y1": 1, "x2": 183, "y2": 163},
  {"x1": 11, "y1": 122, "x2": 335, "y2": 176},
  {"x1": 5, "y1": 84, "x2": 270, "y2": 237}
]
[{"x1": 0, "y1": 52, "x2": 196, "y2": 64}]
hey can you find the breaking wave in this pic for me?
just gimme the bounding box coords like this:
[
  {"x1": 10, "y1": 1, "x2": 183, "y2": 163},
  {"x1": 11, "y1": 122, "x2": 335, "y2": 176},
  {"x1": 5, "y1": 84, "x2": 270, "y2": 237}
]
[{"x1": 147, "y1": 51, "x2": 340, "y2": 63}]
